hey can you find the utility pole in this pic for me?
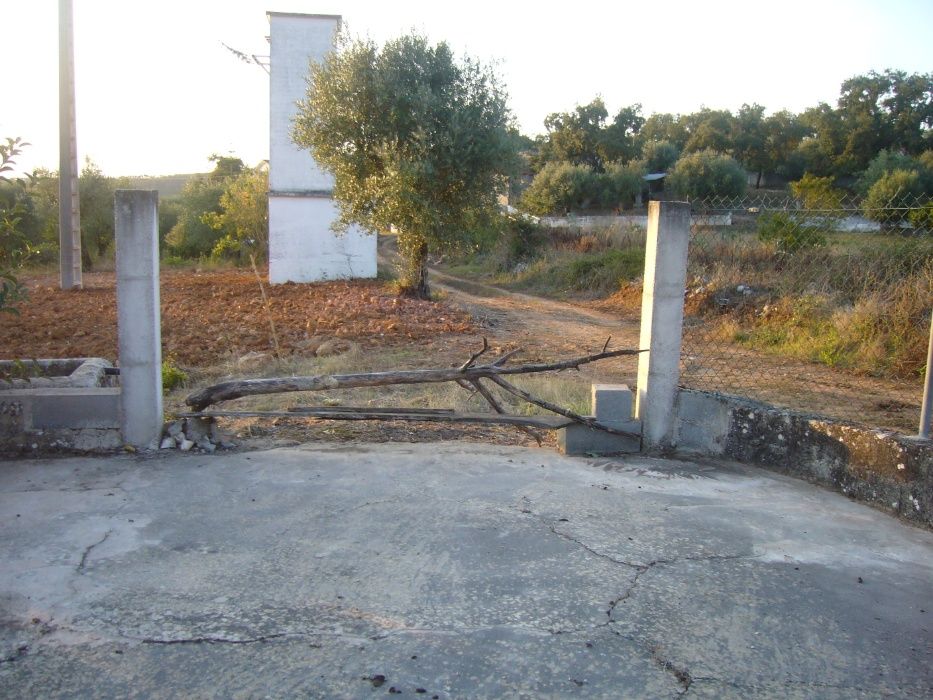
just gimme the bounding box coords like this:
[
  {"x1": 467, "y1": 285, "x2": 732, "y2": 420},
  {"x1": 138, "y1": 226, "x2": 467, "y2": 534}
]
[{"x1": 58, "y1": 0, "x2": 82, "y2": 289}]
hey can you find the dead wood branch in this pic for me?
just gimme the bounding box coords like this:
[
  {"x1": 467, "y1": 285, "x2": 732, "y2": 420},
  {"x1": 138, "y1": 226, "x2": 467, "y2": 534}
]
[
  {"x1": 487, "y1": 375, "x2": 639, "y2": 439},
  {"x1": 186, "y1": 345, "x2": 645, "y2": 411},
  {"x1": 179, "y1": 409, "x2": 572, "y2": 430}
]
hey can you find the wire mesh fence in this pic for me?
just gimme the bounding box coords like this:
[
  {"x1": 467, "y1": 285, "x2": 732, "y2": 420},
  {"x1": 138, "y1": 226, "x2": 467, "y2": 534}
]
[{"x1": 680, "y1": 192, "x2": 932, "y2": 433}]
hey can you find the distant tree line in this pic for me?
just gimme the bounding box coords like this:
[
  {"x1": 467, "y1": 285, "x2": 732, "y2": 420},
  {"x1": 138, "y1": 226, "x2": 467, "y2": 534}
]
[
  {"x1": 519, "y1": 69, "x2": 933, "y2": 214},
  {"x1": 0, "y1": 153, "x2": 269, "y2": 275}
]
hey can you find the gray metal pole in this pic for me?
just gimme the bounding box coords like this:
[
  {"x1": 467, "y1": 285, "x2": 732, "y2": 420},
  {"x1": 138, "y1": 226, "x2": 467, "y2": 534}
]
[
  {"x1": 58, "y1": 0, "x2": 82, "y2": 290},
  {"x1": 919, "y1": 308, "x2": 933, "y2": 439}
]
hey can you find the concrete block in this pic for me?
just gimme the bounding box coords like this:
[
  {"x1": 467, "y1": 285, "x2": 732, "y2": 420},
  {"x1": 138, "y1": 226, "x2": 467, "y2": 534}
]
[
  {"x1": 27, "y1": 388, "x2": 121, "y2": 430},
  {"x1": 558, "y1": 419, "x2": 641, "y2": 455},
  {"x1": 72, "y1": 428, "x2": 122, "y2": 452},
  {"x1": 592, "y1": 384, "x2": 633, "y2": 422},
  {"x1": 673, "y1": 389, "x2": 732, "y2": 456}
]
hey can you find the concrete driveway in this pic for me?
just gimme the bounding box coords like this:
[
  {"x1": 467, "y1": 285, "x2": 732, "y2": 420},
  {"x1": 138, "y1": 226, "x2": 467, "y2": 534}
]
[{"x1": 1, "y1": 443, "x2": 931, "y2": 698}]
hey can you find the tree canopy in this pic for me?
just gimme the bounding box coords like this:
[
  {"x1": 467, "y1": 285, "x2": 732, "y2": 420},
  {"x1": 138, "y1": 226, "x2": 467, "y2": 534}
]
[{"x1": 293, "y1": 33, "x2": 515, "y2": 297}]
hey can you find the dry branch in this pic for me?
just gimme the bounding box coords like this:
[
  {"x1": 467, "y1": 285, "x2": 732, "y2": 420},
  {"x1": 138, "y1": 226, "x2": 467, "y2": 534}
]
[
  {"x1": 186, "y1": 344, "x2": 644, "y2": 411},
  {"x1": 179, "y1": 409, "x2": 573, "y2": 430}
]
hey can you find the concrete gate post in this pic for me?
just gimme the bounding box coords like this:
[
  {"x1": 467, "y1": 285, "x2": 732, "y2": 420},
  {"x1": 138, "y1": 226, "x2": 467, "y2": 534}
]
[
  {"x1": 115, "y1": 190, "x2": 162, "y2": 448},
  {"x1": 635, "y1": 200, "x2": 691, "y2": 448}
]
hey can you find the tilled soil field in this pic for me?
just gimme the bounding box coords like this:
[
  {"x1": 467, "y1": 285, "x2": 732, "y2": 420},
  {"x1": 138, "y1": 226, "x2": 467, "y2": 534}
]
[{"x1": 0, "y1": 269, "x2": 474, "y2": 366}]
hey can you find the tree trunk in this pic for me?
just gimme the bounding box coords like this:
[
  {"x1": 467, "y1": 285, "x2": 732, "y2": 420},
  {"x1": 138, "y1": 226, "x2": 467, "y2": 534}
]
[
  {"x1": 755, "y1": 171, "x2": 763, "y2": 189},
  {"x1": 398, "y1": 235, "x2": 430, "y2": 299}
]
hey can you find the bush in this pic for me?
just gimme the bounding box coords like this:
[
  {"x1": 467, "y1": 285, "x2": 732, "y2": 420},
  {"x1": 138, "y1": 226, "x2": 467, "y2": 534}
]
[
  {"x1": 757, "y1": 211, "x2": 827, "y2": 254},
  {"x1": 600, "y1": 162, "x2": 642, "y2": 210},
  {"x1": 666, "y1": 150, "x2": 746, "y2": 199},
  {"x1": 856, "y1": 150, "x2": 933, "y2": 197},
  {"x1": 161, "y1": 359, "x2": 188, "y2": 393},
  {"x1": 789, "y1": 174, "x2": 844, "y2": 211},
  {"x1": 862, "y1": 170, "x2": 925, "y2": 225},
  {"x1": 519, "y1": 161, "x2": 594, "y2": 216},
  {"x1": 639, "y1": 140, "x2": 679, "y2": 173}
]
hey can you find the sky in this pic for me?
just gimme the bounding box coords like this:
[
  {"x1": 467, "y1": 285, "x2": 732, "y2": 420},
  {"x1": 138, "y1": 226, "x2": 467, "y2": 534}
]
[{"x1": 3, "y1": 0, "x2": 932, "y2": 177}]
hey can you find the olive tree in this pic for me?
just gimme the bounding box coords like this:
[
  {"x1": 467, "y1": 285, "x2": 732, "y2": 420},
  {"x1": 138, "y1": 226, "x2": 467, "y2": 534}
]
[
  {"x1": 292, "y1": 33, "x2": 514, "y2": 297},
  {"x1": 666, "y1": 150, "x2": 747, "y2": 199}
]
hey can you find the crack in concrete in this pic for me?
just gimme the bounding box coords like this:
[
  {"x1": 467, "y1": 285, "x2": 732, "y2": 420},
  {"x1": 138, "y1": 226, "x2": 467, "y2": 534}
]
[
  {"x1": 76, "y1": 529, "x2": 113, "y2": 574},
  {"x1": 141, "y1": 633, "x2": 289, "y2": 646},
  {"x1": 649, "y1": 643, "x2": 693, "y2": 694}
]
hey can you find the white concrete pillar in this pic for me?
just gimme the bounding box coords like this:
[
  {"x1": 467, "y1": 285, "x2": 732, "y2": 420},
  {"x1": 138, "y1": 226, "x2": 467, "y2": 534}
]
[
  {"x1": 267, "y1": 12, "x2": 376, "y2": 284},
  {"x1": 636, "y1": 201, "x2": 691, "y2": 448},
  {"x1": 115, "y1": 190, "x2": 163, "y2": 448}
]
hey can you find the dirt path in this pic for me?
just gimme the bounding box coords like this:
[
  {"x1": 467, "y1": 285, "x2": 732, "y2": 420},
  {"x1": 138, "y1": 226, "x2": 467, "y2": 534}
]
[
  {"x1": 429, "y1": 268, "x2": 643, "y2": 385},
  {"x1": 425, "y1": 265, "x2": 924, "y2": 433}
]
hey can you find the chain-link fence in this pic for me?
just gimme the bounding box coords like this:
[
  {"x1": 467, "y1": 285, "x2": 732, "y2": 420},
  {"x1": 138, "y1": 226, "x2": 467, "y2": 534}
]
[{"x1": 680, "y1": 192, "x2": 932, "y2": 433}]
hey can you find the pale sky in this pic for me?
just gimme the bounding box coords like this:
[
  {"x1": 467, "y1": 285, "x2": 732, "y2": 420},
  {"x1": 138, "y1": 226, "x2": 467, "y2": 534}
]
[{"x1": 3, "y1": 0, "x2": 932, "y2": 176}]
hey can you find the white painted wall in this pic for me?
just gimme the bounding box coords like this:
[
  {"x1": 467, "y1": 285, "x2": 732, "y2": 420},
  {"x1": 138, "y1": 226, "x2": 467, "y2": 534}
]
[
  {"x1": 267, "y1": 12, "x2": 377, "y2": 283},
  {"x1": 268, "y1": 196, "x2": 377, "y2": 284},
  {"x1": 268, "y1": 12, "x2": 337, "y2": 193}
]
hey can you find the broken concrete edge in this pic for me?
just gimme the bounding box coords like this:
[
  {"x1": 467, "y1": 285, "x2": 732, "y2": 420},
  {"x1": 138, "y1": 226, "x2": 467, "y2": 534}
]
[
  {"x1": 0, "y1": 357, "x2": 116, "y2": 390},
  {"x1": 670, "y1": 388, "x2": 933, "y2": 528}
]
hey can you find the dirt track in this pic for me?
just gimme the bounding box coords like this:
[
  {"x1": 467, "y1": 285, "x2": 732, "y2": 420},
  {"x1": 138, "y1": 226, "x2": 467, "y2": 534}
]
[{"x1": 428, "y1": 267, "x2": 924, "y2": 433}]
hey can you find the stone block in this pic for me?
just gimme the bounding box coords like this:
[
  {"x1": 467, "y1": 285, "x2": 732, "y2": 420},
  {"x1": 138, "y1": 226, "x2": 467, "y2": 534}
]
[
  {"x1": 3, "y1": 388, "x2": 121, "y2": 430},
  {"x1": 558, "y1": 419, "x2": 641, "y2": 456},
  {"x1": 592, "y1": 384, "x2": 633, "y2": 422}
]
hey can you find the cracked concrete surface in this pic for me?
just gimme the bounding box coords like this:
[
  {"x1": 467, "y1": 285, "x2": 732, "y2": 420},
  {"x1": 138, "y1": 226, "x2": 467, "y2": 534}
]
[{"x1": 0, "y1": 443, "x2": 931, "y2": 698}]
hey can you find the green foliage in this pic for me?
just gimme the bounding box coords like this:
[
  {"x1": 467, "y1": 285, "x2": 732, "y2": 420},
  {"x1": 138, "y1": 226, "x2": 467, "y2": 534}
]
[
  {"x1": 533, "y1": 99, "x2": 644, "y2": 173},
  {"x1": 666, "y1": 150, "x2": 746, "y2": 199},
  {"x1": 682, "y1": 108, "x2": 734, "y2": 154},
  {"x1": 161, "y1": 358, "x2": 188, "y2": 393},
  {"x1": 789, "y1": 174, "x2": 844, "y2": 210},
  {"x1": 203, "y1": 167, "x2": 269, "y2": 263},
  {"x1": 856, "y1": 149, "x2": 933, "y2": 196},
  {"x1": 601, "y1": 162, "x2": 642, "y2": 209},
  {"x1": 293, "y1": 32, "x2": 514, "y2": 297},
  {"x1": 520, "y1": 162, "x2": 594, "y2": 215},
  {"x1": 164, "y1": 155, "x2": 247, "y2": 259},
  {"x1": 0, "y1": 137, "x2": 34, "y2": 314},
  {"x1": 862, "y1": 169, "x2": 925, "y2": 225},
  {"x1": 908, "y1": 201, "x2": 933, "y2": 230},
  {"x1": 756, "y1": 211, "x2": 827, "y2": 254},
  {"x1": 78, "y1": 159, "x2": 124, "y2": 267},
  {"x1": 638, "y1": 140, "x2": 679, "y2": 173}
]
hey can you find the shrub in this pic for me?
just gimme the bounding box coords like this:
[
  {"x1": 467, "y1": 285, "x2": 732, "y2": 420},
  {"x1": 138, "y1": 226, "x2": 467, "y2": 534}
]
[
  {"x1": 600, "y1": 162, "x2": 642, "y2": 210},
  {"x1": 161, "y1": 359, "x2": 188, "y2": 393},
  {"x1": 789, "y1": 174, "x2": 844, "y2": 211},
  {"x1": 757, "y1": 211, "x2": 827, "y2": 254},
  {"x1": 519, "y1": 161, "x2": 594, "y2": 216},
  {"x1": 862, "y1": 170, "x2": 925, "y2": 225},
  {"x1": 666, "y1": 149, "x2": 746, "y2": 199},
  {"x1": 639, "y1": 140, "x2": 679, "y2": 173}
]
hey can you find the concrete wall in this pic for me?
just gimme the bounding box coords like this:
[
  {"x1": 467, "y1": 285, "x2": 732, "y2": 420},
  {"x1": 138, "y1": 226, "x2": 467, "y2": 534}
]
[
  {"x1": 268, "y1": 13, "x2": 338, "y2": 194},
  {"x1": 268, "y1": 196, "x2": 376, "y2": 283},
  {"x1": 267, "y1": 12, "x2": 376, "y2": 283},
  {"x1": 671, "y1": 388, "x2": 933, "y2": 528}
]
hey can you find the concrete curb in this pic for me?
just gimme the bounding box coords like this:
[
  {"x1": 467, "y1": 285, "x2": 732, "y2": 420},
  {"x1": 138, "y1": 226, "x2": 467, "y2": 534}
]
[{"x1": 672, "y1": 389, "x2": 933, "y2": 528}]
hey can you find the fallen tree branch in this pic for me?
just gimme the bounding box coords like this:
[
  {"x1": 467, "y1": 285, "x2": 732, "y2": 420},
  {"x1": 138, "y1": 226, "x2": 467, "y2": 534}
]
[
  {"x1": 487, "y1": 374, "x2": 639, "y2": 439},
  {"x1": 186, "y1": 345, "x2": 646, "y2": 411},
  {"x1": 178, "y1": 409, "x2": 573, "y2": 430},
  {"x1": 462, "y1": 378, "x2": 543, "y2": 446}
]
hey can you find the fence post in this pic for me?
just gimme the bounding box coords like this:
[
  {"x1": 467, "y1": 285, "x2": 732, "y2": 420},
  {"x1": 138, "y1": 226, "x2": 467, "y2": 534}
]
[
  {"x1": 115, "y1": 190, "x2": 163, "y2": 448},
  {"x1": 919, "y1": 308, "x2": 933, "y2": 440},
  {"x1": 636, "y1": 200, "x2": 691, "y2": 448}
]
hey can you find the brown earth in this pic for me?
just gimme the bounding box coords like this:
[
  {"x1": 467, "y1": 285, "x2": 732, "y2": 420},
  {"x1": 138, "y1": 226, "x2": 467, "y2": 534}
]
[
  {"x1": 0, "y1": 269, "x2": 473, "y2": 367},
  {"x1": 2, "y1": 256, "x2": 924, "y2": 447}
]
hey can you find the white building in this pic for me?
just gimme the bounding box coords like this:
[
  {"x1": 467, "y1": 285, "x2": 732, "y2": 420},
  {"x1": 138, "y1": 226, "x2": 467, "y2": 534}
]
[{"x1": 267, "y1": 11, "x2": 377, "y2": 284}]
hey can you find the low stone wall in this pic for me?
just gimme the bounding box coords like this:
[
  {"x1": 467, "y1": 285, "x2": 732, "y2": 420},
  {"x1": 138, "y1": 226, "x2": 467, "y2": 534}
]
[
  {"x1": 672, "y1": 389, "x2": 932, "y2": 528},
  {"x1": 0, "y1": 358, "x2": 121, "y2": 454}
]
